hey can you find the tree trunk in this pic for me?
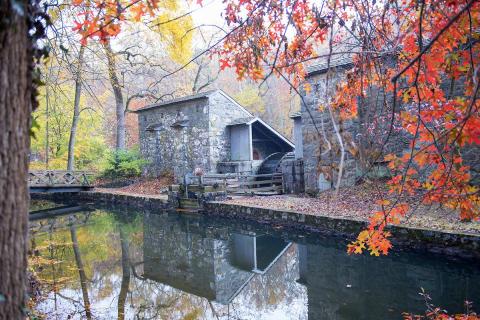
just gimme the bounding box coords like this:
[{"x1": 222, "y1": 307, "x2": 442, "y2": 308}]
[
  {"x1": 0, "y1": 0, "x2": 31, "y2": 317},
  {"x1": 70, "y1": 224, "x2": 92, "y2": 319},
  {"x1": 67, "y1": 44, "x2": 86, "y2": 171},
  {"x1": 103, "y1": 41, "x2": 126, "y2": 151}
]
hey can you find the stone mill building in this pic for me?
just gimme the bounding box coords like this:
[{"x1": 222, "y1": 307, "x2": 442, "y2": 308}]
[
  {"x1": 135, "y1": 89, "x2": 294, "y2": 181},
  {"x1": 291, "y1": 57, "x2": 480, "y2": 194},
  {"x1": 292, "y1": 57, "x2": 412, "y2": 194}
]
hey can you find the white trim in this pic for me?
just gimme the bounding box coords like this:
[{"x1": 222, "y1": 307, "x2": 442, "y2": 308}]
[
  {"x1": 253, "y1": 237, "x2": 257, "y2": 269},
  {"x1": 252, "y1": 243, "x2": 292, "y2": 275},
  {"x1": 248, "y1": 124, "x2": 253, "y2": 161}
]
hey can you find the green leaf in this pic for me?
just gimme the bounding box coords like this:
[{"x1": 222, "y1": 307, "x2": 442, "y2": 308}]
[{"x1": 30, "y1": 116, "x2": 40, "y2": 139}]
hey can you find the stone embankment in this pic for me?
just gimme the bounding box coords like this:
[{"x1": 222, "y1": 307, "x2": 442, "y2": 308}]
[{"x1": 32, "y1": 190, "x2": 480, "y2": 259}]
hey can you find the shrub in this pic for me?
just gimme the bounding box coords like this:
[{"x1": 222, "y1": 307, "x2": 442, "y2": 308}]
[{"x1": 102, "y1": 148, "x2": 149, "y2": 179}]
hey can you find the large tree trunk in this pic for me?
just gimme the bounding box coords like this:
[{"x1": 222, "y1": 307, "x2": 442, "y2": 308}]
[
  {"x1": 67, "y1": 44, "x2": 86, "y2": 171},
  {"x1": 103, "y1": 41, "x2": 126, "y2": 151},
  {"x1": 0, "y1": 0, "x2": 31, "y2": 318}
]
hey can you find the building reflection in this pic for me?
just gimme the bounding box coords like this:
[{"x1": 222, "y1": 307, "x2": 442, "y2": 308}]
[
  {"x1": 142, "y1": 212, "x2": 291, "y2": 305},
  {"x1": 297, "y1": 243, "x2": 480, "y2": 320}
]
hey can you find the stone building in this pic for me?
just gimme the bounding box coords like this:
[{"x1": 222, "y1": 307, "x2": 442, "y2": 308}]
[
  {"x1": 295, "y1": 57, "x2": 480, "y2": 194},
  {"x1": 278, "y1": 111, "x2": 305, "y2": 194},
  {"x1": 135, "y1": 89, "x2": 294, "y2": 181},
  {"x1": 297, "y1": 58, "x2": 360, "y2": 194}
]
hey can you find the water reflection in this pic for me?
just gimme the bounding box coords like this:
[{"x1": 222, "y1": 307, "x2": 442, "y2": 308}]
[
  {"x1": 143, "y1": 213, "x2": 292, "y2": 305},
  {"x1": 29, "y1": 204, "x2": 480, "y2": 319},
  {"x1": 297, "y1": 243, "x2": 479, "y2": 319}
]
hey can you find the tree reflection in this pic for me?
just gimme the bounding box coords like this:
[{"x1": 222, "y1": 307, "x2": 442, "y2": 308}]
[
  {"x1": 69, "y1": 222, "x2": 92, "y2": 319},
  {"x1": 117, "y1": 227, "x2": 130, "y2": 320}
]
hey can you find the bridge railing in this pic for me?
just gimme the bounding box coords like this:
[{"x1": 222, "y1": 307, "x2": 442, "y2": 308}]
[{"x1": 29, "y1": 170, "x2": 96, "y2": 187}]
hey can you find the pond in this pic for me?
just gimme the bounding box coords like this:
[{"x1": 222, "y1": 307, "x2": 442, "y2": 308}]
[{"x1": 29, "y1": 201, "x2": 480, "y2": 319}]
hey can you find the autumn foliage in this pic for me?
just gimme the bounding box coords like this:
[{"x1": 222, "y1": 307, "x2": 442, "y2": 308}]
[
  {"x1": 210, "y1": 0, "x2": 480, "y2": 256},
  {"x1": 71, "y1": 0, "x2": 189, "y2": 46},
  {"x1": 72, "y1": 0, "x2": 480, "y2": 257}
]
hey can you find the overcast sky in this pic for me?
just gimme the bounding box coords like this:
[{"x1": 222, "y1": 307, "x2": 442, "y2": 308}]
[{"x1": 191, "y1": 0, "x2": 226, "y2": 28}]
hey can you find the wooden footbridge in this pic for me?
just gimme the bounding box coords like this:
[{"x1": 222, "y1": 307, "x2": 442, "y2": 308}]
[{"x1": 29, "y1": 170, "x2": 95, "y2": 193}]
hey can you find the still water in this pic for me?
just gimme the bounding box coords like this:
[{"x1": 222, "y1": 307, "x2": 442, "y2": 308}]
[{"x1": 29, "y1": 201, "x2": 480, "y2": 319}]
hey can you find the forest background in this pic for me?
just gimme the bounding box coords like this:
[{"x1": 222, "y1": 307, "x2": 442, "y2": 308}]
[{"x1": 30, "y1": 0, "x2": 298, "y2": 172}]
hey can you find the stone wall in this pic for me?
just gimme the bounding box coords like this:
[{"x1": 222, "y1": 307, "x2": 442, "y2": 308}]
[
  {"x1": 281, "y1": 159, "x2": 304, "y2": 194},
  {"x1": 302, "y1": 66, "x2": 357, "y2": 193},
  {"x1": 302, "y1": 61, "x2": 480, "y2": 193},
  {"x1": 208, "y1": 91, "x2": 252, "y2": 171},
  {"x1": 137, "y1": 91, "x2": 252, "y2": 181},
  {"x1": 464, "y1": 145, "x2": 480, "y2": 185},
  {"x1": 302, "y1": 63, "x2": 410, "y2": 193},
  {"x1": 138, "y1": 98, "x2": 211, "y2": 179},
  {"x1": 33, "y1": 191, "x2": 171, "y2": 210},
  {"x1": 32, "y1": 192, "x2": 480, "y2": 259},
  {"x1": 204, "y1": 202, "x2": 480, "y2": 259}
]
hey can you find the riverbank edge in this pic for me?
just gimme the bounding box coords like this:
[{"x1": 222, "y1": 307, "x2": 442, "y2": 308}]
[
  {"x1": 31, "y1": 191, "x2": 171, "y2": 210},
  {"x1": 204, "y1": 201, "x2": 480, "y2": 259},
  {"x1": 32, "y1": 191, "x2": 480, "y2": 259}
]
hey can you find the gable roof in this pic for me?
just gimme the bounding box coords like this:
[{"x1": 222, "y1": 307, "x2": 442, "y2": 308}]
[
  {"x1": 134, "y1": 90, "x2": 216, "y2": 113},
  {"x1": 134, "y1": 89, "x2": 254, "y2": 116},
  {"x1": 306, "y1": 57, "x2": 353, "y2": 76},
  {"x1": 227, "y1": 116, "x2": 294, "y2": 148}
]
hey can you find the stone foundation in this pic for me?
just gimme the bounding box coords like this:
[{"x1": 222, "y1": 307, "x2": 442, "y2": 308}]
[
  {"x1": 281, "y1": 158, "x2": 305, "y2": 194},
  {"x1": 203, "y1": 202, "x2": 480, "y2": 259},
  {"x1": 168, "y1": 184, "x2": 228, "y2": 209}
]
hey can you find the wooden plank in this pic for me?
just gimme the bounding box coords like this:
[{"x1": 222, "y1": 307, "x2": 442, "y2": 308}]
[
  {"x1": 230, "y1": 188, "x2": 282, "y2": 195},
  {"x1": 227, "y1": 185, "x2": 282, "y2": 193},
  {"x1": 29, "y1": 170, "x2": 95, "y2": 174},
  {"x1": 202, "y1": 179, "x2": 237, "y2": 184},
  {"x1": 197, "y1": 172, "x2": 284, "y2": 195},
  {"x1": 252, "y1": 192, "x2": 282, "y2": 196},
  {"x1": 236, "y1": 179, "x2": 283, "y2": 186},
  {"x1": 203, "y1": 173, "x2": 282, "y2": 179},
  {"x1": 245, "y1": 185, "x2": 283, "y2": 192},
  {"x1": 203, "y1": 174, "x2": 238, "y2": 178},
  {"x1": 242, "y1": 173, "x2": 283, "y2": 178}
]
